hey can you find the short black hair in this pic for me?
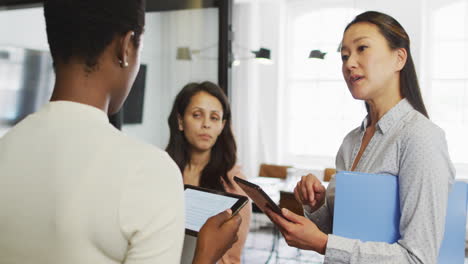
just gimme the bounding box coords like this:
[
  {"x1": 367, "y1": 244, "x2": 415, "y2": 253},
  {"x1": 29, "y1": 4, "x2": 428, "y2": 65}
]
[{"x1": 44, "y1": 0, "x2": 145, "y2": 71}]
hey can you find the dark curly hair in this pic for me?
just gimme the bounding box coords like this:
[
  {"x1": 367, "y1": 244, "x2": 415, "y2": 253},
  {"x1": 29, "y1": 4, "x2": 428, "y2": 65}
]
[
  {"x1": 44, "y1": 0, "x2": 145, "y2": 71},
  {"x1": 166, "y1": 82, "x2": 237, "y2": 191}
]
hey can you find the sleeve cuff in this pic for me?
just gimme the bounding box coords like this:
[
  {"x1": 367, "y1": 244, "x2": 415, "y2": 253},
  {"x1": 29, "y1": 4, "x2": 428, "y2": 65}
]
[
  {"x1": 323, "y1": 234, "x2": 353, "y2": 263},
  {"x1": 303, "y1": 204, "x2": 313, "y2": 216},
  {"x1": 303, "y1": 204, "x2": 332, "y2": 234}
]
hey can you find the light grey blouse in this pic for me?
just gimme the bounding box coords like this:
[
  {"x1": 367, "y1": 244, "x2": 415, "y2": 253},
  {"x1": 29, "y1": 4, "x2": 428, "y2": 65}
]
[{"x1": 305, "y1": 98, "x2": 455, "y2": 264}]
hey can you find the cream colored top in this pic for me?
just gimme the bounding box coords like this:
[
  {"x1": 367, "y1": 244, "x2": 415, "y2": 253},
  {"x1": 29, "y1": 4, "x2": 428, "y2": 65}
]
[{"x1": 0, "y1": 101, "x2": 184, "y2": 264}]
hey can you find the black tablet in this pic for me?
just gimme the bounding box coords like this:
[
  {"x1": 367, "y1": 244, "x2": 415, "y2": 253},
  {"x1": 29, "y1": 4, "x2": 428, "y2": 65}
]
[
  {"x1": 184, "y1": 184, "x2": 248, "y2": 237},
  {"x1": 233, "y1": 176, "x2": 286, "y2": 219}
]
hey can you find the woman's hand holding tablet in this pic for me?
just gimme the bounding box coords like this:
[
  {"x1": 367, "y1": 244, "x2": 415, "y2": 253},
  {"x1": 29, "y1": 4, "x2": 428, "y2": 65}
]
[
  {"x1": 184, "y1": 185, "x2": 248, "y2": 236},
  {"x1": 193, "y1": 209, "x2": 242, "y2": 264},
  {"x1": 233, "y1": 176, "x2": 287, "y2": 219},
  {"x1": 233, "y1": 177, "x2": 328, "y2": 253}
]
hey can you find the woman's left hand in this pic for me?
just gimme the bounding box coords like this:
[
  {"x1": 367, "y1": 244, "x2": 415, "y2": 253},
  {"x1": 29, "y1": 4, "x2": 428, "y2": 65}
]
[
  {"x1": 264, "y1": 207, "x2": 328, "y2": 255},
  {"x1": 224, "y1": 165, "x2": 245, "y2": 193},
  {"x1": 227, "y1": 165, "x2": 242, "y2": 180}
]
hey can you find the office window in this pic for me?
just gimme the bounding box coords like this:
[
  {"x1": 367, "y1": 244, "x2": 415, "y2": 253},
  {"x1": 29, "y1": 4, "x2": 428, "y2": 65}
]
[
  {"x1": 282, "y1": 2, "x2": 468, "y2": 170},
  {"x1": 283, "y1": 7, "x2": 365, "y2": 166},
  {"x1": 429, "y1": 0, "x2": 468, "y2": 165}
]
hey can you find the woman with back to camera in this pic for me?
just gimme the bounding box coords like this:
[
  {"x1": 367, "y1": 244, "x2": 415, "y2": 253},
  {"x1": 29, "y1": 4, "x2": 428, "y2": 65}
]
[
  {"x1": 0, "y1": 0, "x2": 241, "y2": 263},
  {"x1": 265, "y1": 11, "x2": 455, "y2": 263},
  {"x1": 166, "y1": 81, "x2": 251, "y2": 264}
]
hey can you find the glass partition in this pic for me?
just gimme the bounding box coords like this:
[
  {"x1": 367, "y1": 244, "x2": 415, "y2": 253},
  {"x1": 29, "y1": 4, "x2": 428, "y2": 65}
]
[{"x1": 0, "y1": 7, "x2": 50, "y2": 136}]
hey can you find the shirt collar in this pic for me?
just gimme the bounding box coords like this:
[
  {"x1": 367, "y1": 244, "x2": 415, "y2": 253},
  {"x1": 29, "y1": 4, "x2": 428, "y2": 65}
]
[
  {"x1": 45, "y1": 100, "x2": 109, "y2": 124},
  {"x1": 360, "y1": 98, "x2": 413, "y2": 134}
]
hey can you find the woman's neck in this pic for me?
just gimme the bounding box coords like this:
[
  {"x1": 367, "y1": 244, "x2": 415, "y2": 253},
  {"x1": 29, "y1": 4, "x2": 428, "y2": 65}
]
[
  {"x1": 187, "y1": 149, "x2": 211, "y2": 171},
  {"x1": 366, "y1": 82, "x2": 403, "y2": 127},
  {"x1": 183, "y1": 149, "x2": 211, "y2": 186},
  {"x1": 50, "y1": 63, "x2": 111, "y2": 113},
  {"x1": 367, "y1": 98, "x2": 400, "y2": 127}
]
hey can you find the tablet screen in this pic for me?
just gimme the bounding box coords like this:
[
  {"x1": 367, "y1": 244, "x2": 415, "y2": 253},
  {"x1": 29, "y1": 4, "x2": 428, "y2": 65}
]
[
  {"x1": 234, "y1": 176, "x2": 285, "y2": 218},
  {"x1": 184, "y1": 185, "x2": 247, "y2": 236}
]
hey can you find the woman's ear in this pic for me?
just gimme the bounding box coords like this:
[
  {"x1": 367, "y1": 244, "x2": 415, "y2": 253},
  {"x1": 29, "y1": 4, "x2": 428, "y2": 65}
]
[
  {"x1": 177, "y1": 114, "x2": 184, "y2": 131},
  {"x1": 117, "y1": 31, "x2": 135, "y2": 68},
  {"x1": 395, "y1": 47, "x2": 407, "y2": 72}
]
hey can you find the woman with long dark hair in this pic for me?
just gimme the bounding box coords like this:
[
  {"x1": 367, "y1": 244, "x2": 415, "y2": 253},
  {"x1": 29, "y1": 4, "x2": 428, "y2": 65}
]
[
  {"x1": 266, "y1": 11, "x2": 454, "y2": 263},
  {"x1": 166, "y1": 81, "x2": 251, "y2": 264}
]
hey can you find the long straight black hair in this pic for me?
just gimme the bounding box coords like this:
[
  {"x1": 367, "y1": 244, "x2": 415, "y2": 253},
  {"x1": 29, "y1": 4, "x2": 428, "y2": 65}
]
[
  {"x1": 345, "y1": 11, "x2": 429, "y2": 120},
  {"x1": 166, "y1": 82, "x2": 236, "y2": 191}
]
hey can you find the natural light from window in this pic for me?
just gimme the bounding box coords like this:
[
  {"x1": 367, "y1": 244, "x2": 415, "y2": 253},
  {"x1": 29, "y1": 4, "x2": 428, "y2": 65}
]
[
  {"x1": 284, "y1": 7, "x2": 365, "y2": 167},
  {"x1": 283, "y1": 2, "x2": 468, "y2": 171},
  {"x1": 431, "y1": 0, "x2": 468, "y2": 165}
]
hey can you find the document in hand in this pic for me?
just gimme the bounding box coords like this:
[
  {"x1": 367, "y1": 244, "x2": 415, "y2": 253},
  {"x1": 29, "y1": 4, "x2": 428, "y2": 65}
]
[{"x1": 332, "y1": 171, "x2": 468, "y2": 264}]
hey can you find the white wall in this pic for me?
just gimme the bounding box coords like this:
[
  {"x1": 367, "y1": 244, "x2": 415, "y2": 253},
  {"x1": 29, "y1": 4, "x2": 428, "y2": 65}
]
[
  {"x1": 231, "y1": 2, "x2": 260, "y2": 178},
  {"x1": 232, "y1": 0, "x2": 287, "y2": 178},
  {"x1": 0, "y1": 7, "x2": 48, "y2": 50}
]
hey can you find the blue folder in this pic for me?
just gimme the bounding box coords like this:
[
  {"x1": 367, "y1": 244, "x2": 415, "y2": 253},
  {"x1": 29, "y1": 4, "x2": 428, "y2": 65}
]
[
  {"x1": 332, "y1": 171, "x2": 467, "y2": 264},
  {"x1": 437, "y1": 181, "x2": 468, "y2": 264},
  {"x1": 333, "y1": 171, "x2": 401, "y2": 243}
]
